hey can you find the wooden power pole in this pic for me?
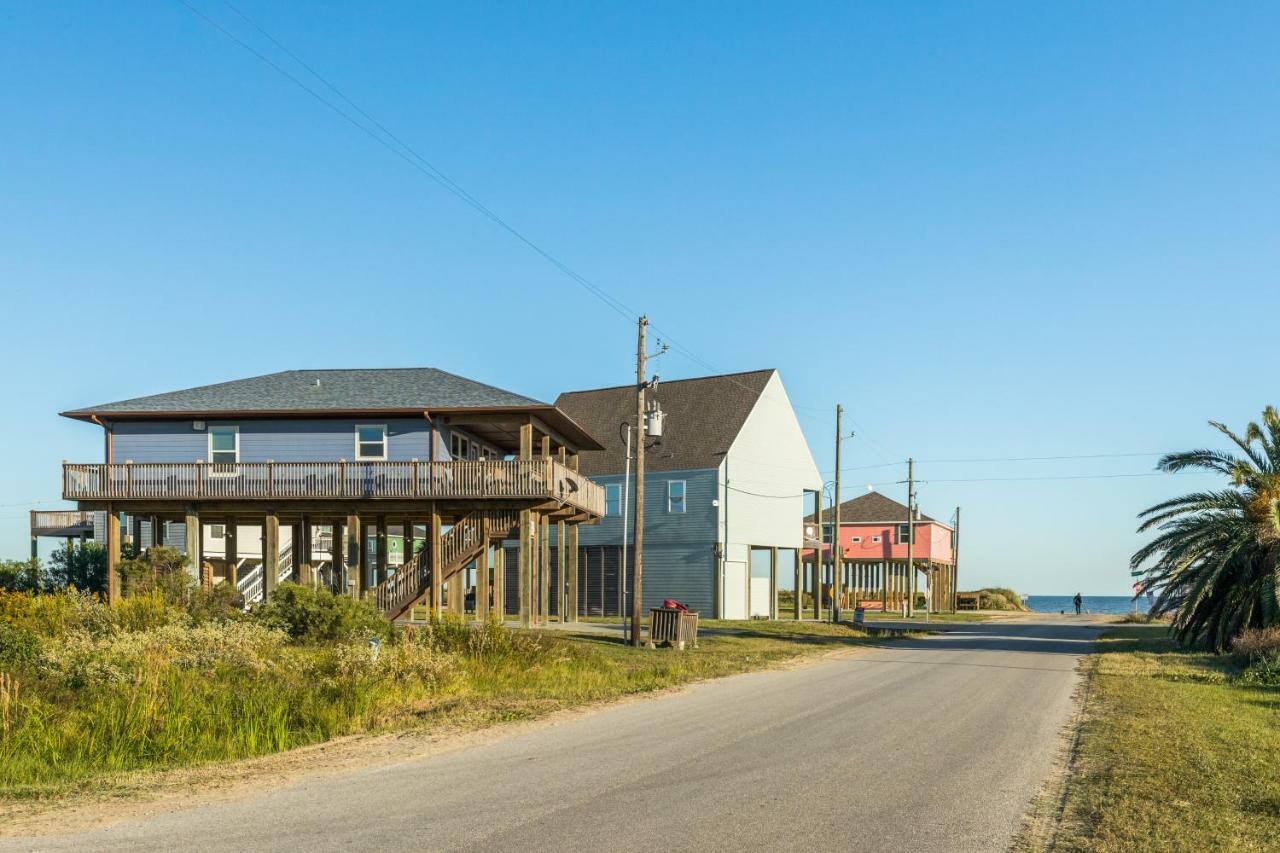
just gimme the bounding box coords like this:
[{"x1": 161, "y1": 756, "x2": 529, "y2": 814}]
[
  {"x1": 906, "y1": 457, "x2": 915, "y2": 617},
  {"x1": 832, "y1": 404, "x2": 843, "y2": 622},
  {"x1": 631, "y1": 316, "x2": 648, "y2": 647}
]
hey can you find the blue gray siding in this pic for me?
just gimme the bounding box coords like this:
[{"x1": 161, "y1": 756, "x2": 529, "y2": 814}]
[
  {"x1": 112, "y1": 418, "x2": 439, "y2": 463},
  {"x1": 576, "y1": 467, "x2": 719, "y2": 614}
]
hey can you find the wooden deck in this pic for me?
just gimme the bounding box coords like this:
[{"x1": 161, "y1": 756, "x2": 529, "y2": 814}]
[
  {"x1": 63, "y1": 459, "x2": 604, "y2": 517},
  {"x1": 30, "y1": 509, "x2": 96, "y2": 537}
]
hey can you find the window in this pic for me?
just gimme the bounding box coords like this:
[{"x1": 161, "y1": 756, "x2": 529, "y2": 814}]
[
  {"x1": 208, "y1": 426, "x2": 238, "y2": 465},
  {"x1": 871, "y1": 535, "x2": 882, "y2": 543},
  {"x1": 822, "y1": 523, "x2": 834, "y2": 543},
  {"x1": 851, "y1": 536, "x2": 862, "y2": 543},
  {"x1": 210, "y1": 524, "x2": 225, "y2": 539},
  {"x1": 355, "y1": 425, "x2": 387, "y2": 460},
  {"x1": 668, "y1": 480, "x2": 686, "y2": 513},
  {"x1": 897, "y1": 523, "x2": 913, "y2": 545},
  {"x1": 605, "y1": 483, "x2": 621, "y2": 516}
]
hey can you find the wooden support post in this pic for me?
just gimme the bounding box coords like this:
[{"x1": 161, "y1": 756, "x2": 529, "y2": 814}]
[
  {"x1": 430, "y1": 504, "x2": 443, "y2": 617},
  {"x1": 404, "y1": 521, "x2": 415, "y2": 577},
  {"x1": 131, "y1": 515, "x2": 142, "y2": 553},
  {"x1": 184, "y1": 506, "x2": 200, "y2": 580},
  {"x1": 493, "y1": 545, "x2": 506, "y2": 621},
  {"x1": 881, "y1": 561, "x2": 889, "y2": 610},
  {"x1": 557, "y1": 520, "x2": 567, "y2": 621},
  {"x1": 346, "y1": 515, "x2": 362, "y2": 596},
  {"x1": 476, "y1": 530, "x2": 490, "y2": 621},
  {"x1": 332, "y1": 522, "x2": 345, "y2": 595},
  {"x1": 518, "y1": 419, "x2": 534, "y2": 627},
  {"x1": 359, "y1": 518, "x2": 372, "y2": 594},
  {"x1": 565, "y1": 523, "x2": 579, "y2": 623},
  {"x1": 263, "y1": 512, "x2": 280, "y2": 599},
  {"x1": 811, "y1": 557, "x2": 821, "y2": 620},
  {"x1": 106, "y1": 506, "x2": 121, "y2": 604},
  {"x1": 539, "y1": 513, "x2": 551, "y2": 624},
  {"x1": 299, "y1": 517, "x2": 313, "y2": 585},
  {"x1": 788, "y1": 550, "x2": 798, "y2": 617},
  {"x1": 373, "y1": 515, "x2": 386, "y2": 586},
  {"x1": 518, "y1": 510, "x2": 532, "y2": 627},
  {"x1": 223, "y1": 521, "x2": 238, "y2": 586}
]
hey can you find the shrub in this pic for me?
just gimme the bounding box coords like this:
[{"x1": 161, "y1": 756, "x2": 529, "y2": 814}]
[
  {"x1": 961, "y1": 588, "x2": 1028, "y2": 611},
  {"x1": 46, "y1": 543, "x2": 108, "y2": 594},
  {"x1": 119, "y1": 547, "x2": 196, "y2": 605},
  {"x1": 251, "y1": 583, "x2": 390, "y2": 644},
  {"x1": 186, "y1": 583, "x2": 246, "y2": 625},
  {"x1": 0, "y1": 622, "x2": 41, "y2": 669},
  {"x1": 112, "y1": 591, "x2": 188, "y2": 633},
  {"x1": 1233, "y1": 626, "x2": 1280, "y2": 661},
  {"x1": 0, "y1": 559, "x2": 42, "y2": 594},
  {"x1": 0, "y1": 589, "x2": 113, "y2": 639},
  {"x1": 1115, "y1": 611, "x2": 1155, "y2": 624}
]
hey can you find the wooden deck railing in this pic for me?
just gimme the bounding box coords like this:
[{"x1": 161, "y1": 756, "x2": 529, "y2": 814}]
[
  {"x1": 62, "y1": 459, "x2": 605, "y2": 516},
  {"x1": 30, "y1": 510, "x2": 96, "y2": 534}
]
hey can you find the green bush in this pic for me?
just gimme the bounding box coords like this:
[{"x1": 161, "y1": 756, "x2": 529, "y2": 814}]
[
  {"x1": 0, "y1": 622, "x2": 41, "y2": 668},
  {"x1": 46, "y1": 543, "x2": 108, "y2": 594},
  {"x1": 961, "y1": 587, "x2": 1028, "y2": 611},
  {"x1": 251, "y1": 582, "x2": 390, "y2": 644},
  {"x1": 0, "y1": 559, "x2": 42, "y2": 593},
  {"x1": 119, "y1": 547, "x2": 195, "y2": 605}
]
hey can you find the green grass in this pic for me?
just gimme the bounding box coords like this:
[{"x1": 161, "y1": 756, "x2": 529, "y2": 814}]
[
  {"x1": 1051, "y1": 625, "x2": 1280, "y2": 851},
  {"x1": 0, "y1": 615, "x2": 881, "y2": 799}
]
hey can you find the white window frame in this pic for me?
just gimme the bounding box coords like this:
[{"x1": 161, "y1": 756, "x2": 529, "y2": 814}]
[
  {"x1": 851, "y1": 536, "x2": 862, "y2": 543},
  {"x1": 871, "y1": 535, "x2": 882, "y2": 543},
  {"x1": 605, "y1": 483, "x2": 621, "y2": 516},
  {"x1": 897, "y1": 523, "x2": 913, "y2": 545},
  {"x1": 667, "y1": 480, "x2": 687, "y2": 513},
  {"x1": 207, "y1": 425, "x2": 239, "y2": 468},
  {"x1": 355, "y1": 424, "x2": 388, "y2": 461}
]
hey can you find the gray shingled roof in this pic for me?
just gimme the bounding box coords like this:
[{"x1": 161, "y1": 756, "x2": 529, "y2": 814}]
[
  {"x1": 807, "y1": 491, "x2": 939, "y2": 525},
  {"x1": 555, "y1": 370, "x2": 775, "y2": 476},
  {"x1": 63, "y1": 368, "x2": 547, "y2": 416}
]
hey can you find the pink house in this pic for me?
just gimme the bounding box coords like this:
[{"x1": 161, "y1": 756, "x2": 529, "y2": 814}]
[{"x1": 803, "y1": 492, "x2": 957, "y2": 612}]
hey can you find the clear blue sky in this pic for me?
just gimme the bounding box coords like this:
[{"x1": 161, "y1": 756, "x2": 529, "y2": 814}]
[{"x1": 3, "y1": 2, "x2": 1276, "y2": 594}]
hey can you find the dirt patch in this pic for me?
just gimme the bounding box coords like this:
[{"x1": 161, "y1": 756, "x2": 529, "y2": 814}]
[{"x1": 1013, "y1": 654, "x2": 1095, "y2": 851}]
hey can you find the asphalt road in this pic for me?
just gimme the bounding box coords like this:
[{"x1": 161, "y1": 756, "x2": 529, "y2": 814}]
[{"x1": 3, "y1": 621, "x2": 1098, "y2": 853}]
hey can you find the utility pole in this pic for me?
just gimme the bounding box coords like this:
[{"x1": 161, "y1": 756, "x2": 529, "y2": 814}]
[
  {"x1": 906, "y1": 457, "x2": 915, "y2": 617},
  {"x1": 832, "y1": 404, "x2": 843, "y2": 623},
  {"x1": 631, "y1": 316, "x2": 648, "y2": 647},
  {"x1": 952, "y1": 506, "x2": 961, "y2": 613}
]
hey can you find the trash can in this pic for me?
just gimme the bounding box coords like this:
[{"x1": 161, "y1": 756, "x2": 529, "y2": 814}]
[{"x1": 648, "y1": 607, "x2": 699, "y2": 650}]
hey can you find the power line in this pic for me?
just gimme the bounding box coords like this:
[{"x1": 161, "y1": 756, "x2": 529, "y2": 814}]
[
  {"x1": 884, "y1": 471, "x2": 1198, "y2": 486},
  {"x1": 184, "y1": 2, "x2": 860, "y2": 442},
  {"x1": 913, "y1": 452, "x2": 1165, "y2": 464},
  {"x1": 179, "y1": 0, "x2": 637, "y2": 323}
]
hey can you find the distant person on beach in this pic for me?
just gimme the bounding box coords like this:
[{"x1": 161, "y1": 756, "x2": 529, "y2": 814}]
[{"x1": 1073, "y1": 592, "x2": 1083, "y2": 615}]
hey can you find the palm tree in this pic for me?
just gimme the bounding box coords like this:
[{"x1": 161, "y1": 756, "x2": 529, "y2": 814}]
[{"x1": 1132, "y1": 406, "x2": 1280, "y2": 651}]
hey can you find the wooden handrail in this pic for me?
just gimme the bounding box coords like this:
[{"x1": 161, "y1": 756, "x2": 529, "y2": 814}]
[{"x1": 61, "y1": 459, "x2": 606, "y2": 516}]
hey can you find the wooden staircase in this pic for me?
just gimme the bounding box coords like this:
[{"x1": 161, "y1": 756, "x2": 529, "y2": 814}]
[{"x1": 373, "y1": 509, "x2": 517, "y2": 621}]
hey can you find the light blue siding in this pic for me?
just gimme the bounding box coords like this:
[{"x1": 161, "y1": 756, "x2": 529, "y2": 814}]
[{"x1": 112, "y1": 418, "x2": 435, "y2": 463}]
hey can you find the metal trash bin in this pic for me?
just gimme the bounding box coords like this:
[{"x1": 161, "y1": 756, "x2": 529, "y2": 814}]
[{"x1": 648, "y1": 607, "x2": 699, "y2": 650}]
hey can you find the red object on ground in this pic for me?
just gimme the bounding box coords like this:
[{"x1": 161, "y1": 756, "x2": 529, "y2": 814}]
[{"x1": 662, "y1": 599, "x2": 689, "y2": 611}]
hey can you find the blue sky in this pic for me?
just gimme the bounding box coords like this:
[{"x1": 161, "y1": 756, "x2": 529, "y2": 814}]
[{"x1": 3, "y1": 2, "x2": 1277, "y2": 594}]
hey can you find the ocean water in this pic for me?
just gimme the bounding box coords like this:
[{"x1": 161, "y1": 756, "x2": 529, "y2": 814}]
[{"x1": 1026, "y1": 595, "x2": 1151, "y2": 615}]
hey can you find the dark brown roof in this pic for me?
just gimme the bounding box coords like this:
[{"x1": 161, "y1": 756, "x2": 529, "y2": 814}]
[
  {"x1": 555, "y1": 370, "x2": 775, "y2": 476},
  {"x1": 807, "y1": 491, "x2": 939, "y2": 524}
]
